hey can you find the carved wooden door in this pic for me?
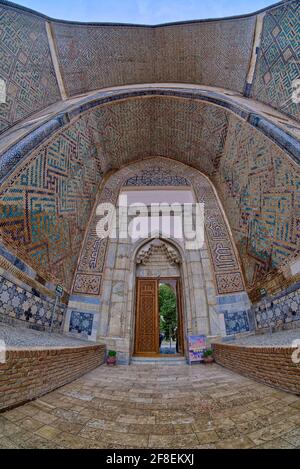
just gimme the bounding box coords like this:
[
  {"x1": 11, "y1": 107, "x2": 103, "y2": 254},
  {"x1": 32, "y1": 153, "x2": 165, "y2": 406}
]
[{"x1": 135, "y1": 279, "x2": 159, "y2": 355}]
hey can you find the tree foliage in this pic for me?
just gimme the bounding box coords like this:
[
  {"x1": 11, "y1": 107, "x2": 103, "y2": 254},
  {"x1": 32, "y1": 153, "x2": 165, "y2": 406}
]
[{"x1": 159, "y1": 283, "x2": 177, "y2": 340}]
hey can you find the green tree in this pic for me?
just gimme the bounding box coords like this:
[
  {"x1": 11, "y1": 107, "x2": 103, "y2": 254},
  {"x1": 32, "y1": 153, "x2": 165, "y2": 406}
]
[{"x1": 159, "y1": 283, "x2": 177, "y2": 341}]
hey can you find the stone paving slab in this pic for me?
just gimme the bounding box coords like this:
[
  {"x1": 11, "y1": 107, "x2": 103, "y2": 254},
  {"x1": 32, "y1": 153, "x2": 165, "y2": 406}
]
[
  {"x1": 228, "y1": 328, "x2": 300, "y2": 347},
  {"x1": 0, "y1": 323, "x2": 90, "y2": 349},
  {"x1": 0, "y1": 363, "x2": 299, "y2": 449}
]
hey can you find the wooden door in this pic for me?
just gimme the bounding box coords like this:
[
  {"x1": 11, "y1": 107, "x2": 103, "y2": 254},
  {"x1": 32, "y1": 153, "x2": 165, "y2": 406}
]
[{"x1": 134, "y1": 279, "x2": 159, "y2": 355}]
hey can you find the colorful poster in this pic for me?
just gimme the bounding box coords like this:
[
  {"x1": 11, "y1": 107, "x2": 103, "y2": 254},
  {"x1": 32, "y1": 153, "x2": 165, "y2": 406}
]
[{"x1": 188, "y1": 335, "x2": 207, "y2": 364}]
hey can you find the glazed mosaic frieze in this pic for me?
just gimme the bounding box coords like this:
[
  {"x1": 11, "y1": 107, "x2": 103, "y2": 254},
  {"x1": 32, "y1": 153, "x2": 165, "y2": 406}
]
[
  {"x1": 72, "y1": 158, "x2": 245, "y2": 296},
  {"x1": 0, "y1": 4, "x2": 61, "y2": 133},
  {"x1": 0, "y1": 273, "x2": 66, "y2": 329},
  {"x1": 0, "y1": 112, "x2": 105, "y2": 291},
  {"x1": 251, "y1": 1, "x2": 300, "y2": 121},
  {"x1": 213, "y1": 113, "x2": 300, "y2": 287}
]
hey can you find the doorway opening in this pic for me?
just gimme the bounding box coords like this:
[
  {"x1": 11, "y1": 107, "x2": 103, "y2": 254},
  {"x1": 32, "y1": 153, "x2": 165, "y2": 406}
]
[
  {"x1": 134, "y1": 276, "x2": 184, "y2": 357},
  {"x1": 159, "y1": 280, "x2": 180, "y2": 355}
]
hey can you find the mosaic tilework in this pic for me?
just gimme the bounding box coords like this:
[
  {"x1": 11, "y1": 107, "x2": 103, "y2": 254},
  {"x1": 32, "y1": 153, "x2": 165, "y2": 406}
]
[
  {"x1": 1, "y1": 94, "x2": 299, "y2": 293},
  {"x1": 153, "y1": 17, "x2": 255, "y2": 94},
  {"x1": 0, "y1": 113, "x2": 104, "y2": 291},
  {"x1": 252, "y1": 1, "x2": 300, "y2": 121},
  {"x1": 52, "y1": 15, "x2": 255, "y2": 96},
  {"x1": 52, "y1": 22, "x2": 153, "y2": 96},
  {"x1": 72, "y1": 158, "x2": 245, "y2": 296},
  {"x1": 0, "y1": 274, "x2": 66, "y2": 329},
  {"x1": 80, "y1": 97, "x2": 229, "y2": 176},
  {"x1": 224, "y1": 310, "x2": 250, "y2": 335},
  {"x1": 125, "y1": 167, "x2": 189, "y2": 186},
  {"x1": 69, "y1": 311, "x2": 93, "y2": 336},
  {"x1": 0, "y1": 5, "x2": 61, "y2": 134},
  {"x1": 252, "y1": 282, "x2": 300, "y2": 330},
  {"x1": 213, "y1": 113, "x2": 300, "y2": 287}
]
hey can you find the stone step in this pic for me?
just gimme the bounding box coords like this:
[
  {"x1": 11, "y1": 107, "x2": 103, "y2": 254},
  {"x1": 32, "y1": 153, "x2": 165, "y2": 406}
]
[{"x1": 131, "y1": 356, "x2": 187, "y2": 365}]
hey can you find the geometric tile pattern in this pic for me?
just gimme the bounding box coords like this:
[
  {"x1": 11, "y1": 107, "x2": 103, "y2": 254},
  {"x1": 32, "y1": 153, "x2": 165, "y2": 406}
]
[
  {"x1": 0, "y1": 274, "x2": 66, "y2": 328},
  {"x1": 52, "y1": 22, "x2": 153, "y2": 97},
  {"x1": 83, "y1": 97, "x2": 229, "y2": 177},
  {"x1": 0, "y1": 6, "x2": 61, "y2": 134},
  {"x1": 252, "y1": 283, "x2": 300, "y2": 330},
  {"x1": 213, "y1": 114, "x2": 300, "y2": 287},
  {"x1": 252, "y1": 1, "x2": 300, "y2": 121},
  {"x1": 224, "y1": 310, "x2": 250, "y2": 335},
  {"x1": 72, "y1": 158, "x2": 245, "y2": 296},
  {"x1": 52, "y1": 15, "x2": 255, "y2": 96},
  {"x1": 0, "y1": 114, "x2": 104, "y2": 291},
  {"x1": 69, "y1": 311, "x2": 93, "y2": 336},
  {"x1": 153, "y1": 16, "x2": 255, "y2": 94}
]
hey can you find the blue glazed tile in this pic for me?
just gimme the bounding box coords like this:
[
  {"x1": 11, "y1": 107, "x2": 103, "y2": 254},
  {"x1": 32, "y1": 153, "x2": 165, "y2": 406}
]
[
  {"x1": 224, "y1": 310, "x2": 250, "y2": 335},
  {"x1": 0, "y1": 273, "x2": 66, "y2": 328},
  {"x1": 69, "y1": 295, "x2": 101, "y2": 305},
  {"x1": 69, "y1": 311, "x2": 94, "y2": 336}
]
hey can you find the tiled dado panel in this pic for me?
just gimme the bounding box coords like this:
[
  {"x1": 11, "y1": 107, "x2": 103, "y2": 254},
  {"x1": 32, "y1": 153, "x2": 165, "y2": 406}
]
[
  {"x1": 0, "y1": 4, "x2": 61, "y2": 134},
  {"x1": 0, "y1": 272, "x2": 66, "y2": 330},
  {"x1": 216, "y1": 292, "x2": 252, "y2": 336},
  {"x1": 69, "y1": 311, "x2": 94, "y2": 337},
  {"x1": 51, "y1": 15, "x2": 255, "y2": 96},
  {"x1": 0, "y1": 111, "x2": 104, "y2": 291},
  {"x1": 213, "y1": 113, "x2": 300, "y2": 288},
  {"x1": 251, "y1": 0, "x2": 300, "y2": 121},
  {"x1": 224, "y1": 311, "x2": 250, "y2": 335},
  {"x1": 252, "y1": 282, "x2": 300, "y2": 331}
]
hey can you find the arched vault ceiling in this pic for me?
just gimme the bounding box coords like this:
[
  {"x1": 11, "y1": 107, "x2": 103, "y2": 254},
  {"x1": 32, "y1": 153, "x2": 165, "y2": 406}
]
[
  {"x1": 87, "y1": 96, "x2": 229, "y2": 175},
  {"x1": 0, "y1": 95, "x2": 299, "y2": 292}
]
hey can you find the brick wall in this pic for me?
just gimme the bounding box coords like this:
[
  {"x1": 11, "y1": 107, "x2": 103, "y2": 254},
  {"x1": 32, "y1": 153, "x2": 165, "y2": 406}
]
[
  {"x1": 212, "y1": 343, "x2": 300, "y2": 395},
  {"x1": 0, "y1": 344, "x2": 105, "y2": 411}
]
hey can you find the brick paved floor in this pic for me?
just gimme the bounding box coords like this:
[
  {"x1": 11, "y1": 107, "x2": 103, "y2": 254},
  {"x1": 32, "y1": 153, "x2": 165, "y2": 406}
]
[{"x1": 1, "y1": 363, "x2": 300, "y2": 449}]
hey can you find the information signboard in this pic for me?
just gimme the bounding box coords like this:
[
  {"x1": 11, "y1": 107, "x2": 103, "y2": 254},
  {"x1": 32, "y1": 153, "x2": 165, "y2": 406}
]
[{"x1": 188, "y1": 335, "x2": 207, "y2": 364}]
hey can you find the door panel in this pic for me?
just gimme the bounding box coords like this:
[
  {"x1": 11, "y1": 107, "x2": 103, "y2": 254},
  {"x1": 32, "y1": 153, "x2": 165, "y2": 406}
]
[{"x1": 135, "y1": 279, "x2": 159, "y2": 355}]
